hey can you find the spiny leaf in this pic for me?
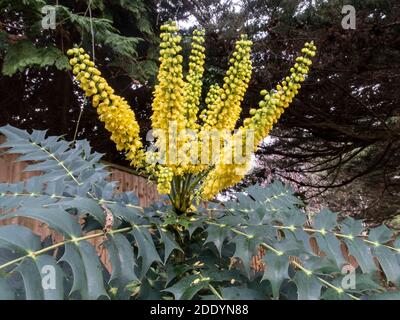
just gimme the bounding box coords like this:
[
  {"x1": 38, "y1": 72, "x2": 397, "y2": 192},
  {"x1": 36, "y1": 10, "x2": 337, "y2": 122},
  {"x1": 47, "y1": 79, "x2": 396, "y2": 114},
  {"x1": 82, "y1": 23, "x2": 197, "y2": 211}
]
[
  {"x1": 220, "y1": 287, "x2": 265, "y2": 300},
  {"x1": 293, "y1": 272, "x2": 322, "y2": 300},
  {"x1": 157, "y1": 227, "x2": 182, "y2": 264},
  {"x1": 58, "y1": 197, "x2": 106, "y2": 226},
  {"x1": 205, "y1": 224, "x2": 230, "y2": 256},
  {"x1": 165, "y1": 264, "x2": 192, "y2": 287},
  {"x1": 0, "y1": 225, "x2": 41, "y2": 253},
  {"x1": 368, "y1": 225, "x2": 393, "y2": 244},
  {"x1": 372, "y1": 246, "x2": 400, "y2": 285},
  {"x1": 60, "y1": 242, "x2": 108, "y2": 300},
  {"x1": 105, "y1": 234, "x2": 138, "y2": 286},
  {"x1": 314, "y1": 233, "x2": 347, "y2": 269},
  {"x1": 341, "y1": 217, "x2": 364, "y2": 236},
  {"x1": 16, "y1": 255, "x2": 64, "y2": 300},
  {"x1": 313, "y1": 209, "x2": 338, "y2": 230},
  {"x1": 232, "y1": 235, "x2": 257, "y2": 277},
  {"x1": 163, "y1": 275, "x2": 209, "y2": 300},
  {"x1": 344, "y1": 238, "x2": 377, "y2": 274},
  {"x1": 16, "y1": 259, "x2": 43, "y2": 300},
  {"x1": 35, "y1": 255, "x2": 64, "y2": 300},
  {"x1": 131, "y1": 226, "x2": 162, "y2": 278},
  {"x1": 262, "y1": 252, "x2": 290, "y2": 299},
  {"x1": 1, "y1": 207, "x2": 82, "y2": 239}
]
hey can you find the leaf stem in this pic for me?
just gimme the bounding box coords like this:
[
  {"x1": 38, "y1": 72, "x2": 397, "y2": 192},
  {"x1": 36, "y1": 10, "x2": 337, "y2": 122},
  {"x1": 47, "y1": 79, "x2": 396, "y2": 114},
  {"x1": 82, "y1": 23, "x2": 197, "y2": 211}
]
[
  {"x1": 0, "y1": 227, "x2": 133, "y2": 272},
  {"x1": 30, "y1": 142, "x2": 82, "y2": 186},
  {"x1": 205, "y1": 220, "x2": 360, "y2": 301},
  {"x1": 208, "y1": 283, "x2": 224, "y2": 300}
]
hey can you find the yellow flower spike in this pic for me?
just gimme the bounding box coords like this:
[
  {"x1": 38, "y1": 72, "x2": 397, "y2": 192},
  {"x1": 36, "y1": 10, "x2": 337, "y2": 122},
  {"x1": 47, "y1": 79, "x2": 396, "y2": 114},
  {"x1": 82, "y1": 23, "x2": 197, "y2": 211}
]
[
  {"x1": 201, "y1": 42, "x2": 316, "y2": 199},
  {"x1": 184, "y1": 29, "x2": 206, "y2": 132},
  {"x1": 200, "y1": 35, "x2": 253, "y2": 133},
  {"x1": 68, "y1": 47, "x2": 145, "y2": 168},
  {"x1": 148, "y1": 21, "x2": 195, "y2": 182}
]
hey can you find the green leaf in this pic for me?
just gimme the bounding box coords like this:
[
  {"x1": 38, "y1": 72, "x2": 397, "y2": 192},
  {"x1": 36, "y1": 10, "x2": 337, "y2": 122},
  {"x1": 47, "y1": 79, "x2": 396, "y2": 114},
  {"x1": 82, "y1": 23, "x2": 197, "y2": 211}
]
[
  {"x1": 166, "y1": 264, "x2": 192, "y2": 287},
  {"x1": 344, "y1": 238, "x2": 377, "y2": 274},
  {"x1": 1, "y1": 208, "x2": 82, "y2": 239},
  {"x1": 369, "y1": 291, "x2": 400, "y2": 300},
  {"x1": 0, "y1": 225, "x2": 41, "y2": 253},
  {"x1": 285, "y1": 229, "x2": 315, "y2": 255},
  {"x1": 373, "y1": 246, "x2": 400, "y2": 285},
  {"x1": 205, "y1": 224, "x2": 230, "y2": 256},
  {"x1": 232, "y1": 235, "x2": 257, "y2": 277},
  {"x1": 341, "y1": 217, "x2": 364, "y2": 237},
  {"x1": 313, "y1": 209, "x2": 338, "y2": 230},
  {"x1": 105, "y1": 234, "x2": 138, "y2": 285},
  {"x1": 314, "y1": 233, "x2": 347, "y2": 269},
  {"x1": 16, "y1": 259, "x2": 43, "y2": 300},
  {"x1": 59, "y1": 197, "x2": 106, "y2": 226},
  {"x1": 262, "y1": 252, "x2": 289, "y2": 299},
  {"x1": 58, "y1": 6, "x2": 142, "y2": 59},
  {"x1": 293, "y1": 272, "x2": 322, "y2": 300},
  {"x1": 158, "y1": 227, "x2": 182, "y2": 264},
  {"x1": 14, "y1": 254, "x2": 64, "y2": 300},
  {"x1": 35, "y1": 255, "x2": 64, "y2": 300},
  {"x1": 60, "y1": 242, "x2": 108, "y2": 300},
  {"x1": 163, "y1": 275, "x2": 209, "y2": 300},
  {"x1": 321, "y1": 288, "x2": 351, "y2": 300},
  {"x1": 131, "y1": 226, "x2": 162, "y2": 278},
  {"x1": 0, "y1": 278, "x2": 14, "y2": 300},
  {"x1": 368, "y1": 225, "x2": 393, "y2": 244},
  {"x1": 2, "y1": 41, "x2": 70, "y2": 76},
  {"x1": 220, "y1": 287, "x2": 265, "y2": 300}
]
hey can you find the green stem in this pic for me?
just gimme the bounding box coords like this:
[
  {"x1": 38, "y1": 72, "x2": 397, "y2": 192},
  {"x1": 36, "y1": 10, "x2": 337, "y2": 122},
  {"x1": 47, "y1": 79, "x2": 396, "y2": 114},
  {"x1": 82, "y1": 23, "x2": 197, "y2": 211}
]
[
  {"x1": 207, "y1": 208, "x2": 400, "y2": 253},
  {"x1": 0, "y1": 227, "x2": 134, "y2": 272},
  {"x1": 31, "y1": 142, "x2": 82, "y2": 186},
  {"x1": 208, "y1": 283, "x2": 224, "y2": 300}
]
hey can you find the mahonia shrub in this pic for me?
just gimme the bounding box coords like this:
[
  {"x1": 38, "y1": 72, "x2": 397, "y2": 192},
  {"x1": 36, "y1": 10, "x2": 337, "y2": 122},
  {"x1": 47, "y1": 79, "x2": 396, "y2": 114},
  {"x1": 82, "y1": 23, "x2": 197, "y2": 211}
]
[{"x1": 0, "y1": 22, "x2": 399, "y2": 300}]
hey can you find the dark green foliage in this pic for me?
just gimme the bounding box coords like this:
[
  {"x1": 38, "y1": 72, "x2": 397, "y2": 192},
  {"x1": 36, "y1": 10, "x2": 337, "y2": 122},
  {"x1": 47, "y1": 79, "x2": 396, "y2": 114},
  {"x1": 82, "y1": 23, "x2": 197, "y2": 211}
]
[{"x1": 0, "y1": 0, "x2": 157, "y2": 78}]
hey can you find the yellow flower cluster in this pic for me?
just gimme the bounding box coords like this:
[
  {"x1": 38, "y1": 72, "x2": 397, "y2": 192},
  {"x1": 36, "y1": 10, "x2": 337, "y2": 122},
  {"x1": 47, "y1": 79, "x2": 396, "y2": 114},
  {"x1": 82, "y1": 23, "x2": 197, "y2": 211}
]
[
  {"x1": 67, "y1": 22, "x2": 317, "y2": 201},
  {"x1": 156, "y1": 165, "x2": 174, "y2": 195},
  {"x1": 200, "y1": 35, "x2": 252, "y2": 132},
  {"x1": 147, "y1": 21, "x2": 189, "y2": 192},
  {"x1": 201, "y1": 42, "x2": 317, "y2": 199},
  {"x1": 195, "y1": 84, "x2": 224, "y2": 170},
  {"x1": 244, "y1": 42, "x2": 316, "y2": 144},
  {"x1": 204, "y1": 84, "x2": 222, "y2": 108},
  {"x1": 184, "y1": 29, "x2": 206, "y2": 131},
  {"x1": 151, "y1": 21, "x2": 186, "y2": 133},
  {"x1": 67, "y1": 48, "x2": 145, "y2": 167}
]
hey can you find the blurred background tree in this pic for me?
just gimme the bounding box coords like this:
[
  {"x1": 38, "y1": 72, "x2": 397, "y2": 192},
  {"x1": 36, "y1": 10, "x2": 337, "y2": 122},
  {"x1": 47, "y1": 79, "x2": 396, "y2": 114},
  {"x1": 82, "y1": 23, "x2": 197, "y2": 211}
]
[
  {"x1": 1, "y1": 0, "x2": 399, "y2": 223},
  {"x1": 0, "y1": 0, "x2": 168, "y2": 163}
]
